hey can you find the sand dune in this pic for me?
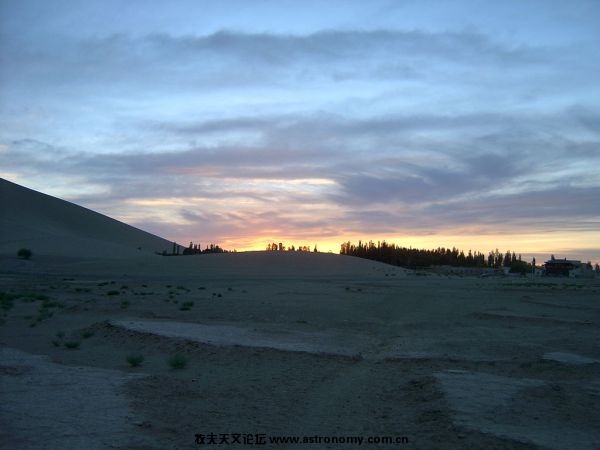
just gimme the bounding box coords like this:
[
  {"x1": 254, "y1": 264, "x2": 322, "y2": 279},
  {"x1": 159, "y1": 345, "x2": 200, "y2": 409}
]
[{"x1": 0, "y1": 178, "x2": 174, "y2": 258}]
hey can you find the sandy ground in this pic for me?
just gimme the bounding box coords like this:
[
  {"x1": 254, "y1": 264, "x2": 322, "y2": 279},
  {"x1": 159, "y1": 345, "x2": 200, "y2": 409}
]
[{"x1": 1, "y1": 252, "x2": 599, "y2": 449}]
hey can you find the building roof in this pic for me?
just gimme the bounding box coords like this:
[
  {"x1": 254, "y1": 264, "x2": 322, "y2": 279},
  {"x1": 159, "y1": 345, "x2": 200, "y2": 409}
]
[{"x1": 544, "y1": 259, "x2": 581, "y2": 265}]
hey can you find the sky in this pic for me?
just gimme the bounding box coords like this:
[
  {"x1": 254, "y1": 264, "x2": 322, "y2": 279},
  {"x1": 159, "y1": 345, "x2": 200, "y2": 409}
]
[{"x1": 1, "y1": 0, "x2": 599, "y2": 263}]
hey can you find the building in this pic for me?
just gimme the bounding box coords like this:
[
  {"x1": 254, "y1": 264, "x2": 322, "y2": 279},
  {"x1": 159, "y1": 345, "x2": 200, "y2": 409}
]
[{"x1": 544, "y1": 258, "x2": 581, "y2": 277}]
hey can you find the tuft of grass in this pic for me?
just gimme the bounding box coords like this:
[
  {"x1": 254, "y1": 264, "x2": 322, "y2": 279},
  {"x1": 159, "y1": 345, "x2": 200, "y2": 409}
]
[
  {"x1": 81, "y1": 329, "x2": 94, "y2": 339},
  {"x1": 17, "y1": 248, "x2": 32, "y2": 260},
  {"x1": 107, "y1": 290, "x2": 120, "y2": 296},
  {"x1": 167, "y1": 353, "x2": 188, "y2": 369},
  {"x1": 41, "y1": 298, "x2": 63, "y2": 308},
  {"x1": 64, "y1": 340, "x2": 80, "y2": 350},
  {"x1": 126, "y1": 354, "x2": 145, "y2": 367},
  {"x1": 179, "y1": 301, "x2": 194, "y2": 311},
  {"x1": 34, "y1": 308, "x2": 54, "y2": 323},
  {"x1": 0, "y1": 291, "x2": 17, "y2": 311}
]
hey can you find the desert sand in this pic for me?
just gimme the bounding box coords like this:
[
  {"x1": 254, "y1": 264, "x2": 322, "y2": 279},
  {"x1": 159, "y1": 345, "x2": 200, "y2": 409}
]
[{"x1": 1, "y1": 178, "x2": 600, "y2": 449}]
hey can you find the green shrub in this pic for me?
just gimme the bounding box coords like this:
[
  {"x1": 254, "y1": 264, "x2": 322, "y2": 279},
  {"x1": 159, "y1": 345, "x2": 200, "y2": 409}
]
[
  {"x1": 126, "y1": 354, "x2": 144, "y2": 367},
  {"x1": 64, "y1": 340, "x2": 80, "y2": 349},
  {"x1": 179, "y1": 301, "x2": 194, "y2": 311},
  {"x1": 17, "y1": 248, "x2": 32, "y2": 260},
  {"x1": 81, "y1": 329, "x2": 94, "y2": 339},
  {"x1": 0, "y1": 292, "x2": 16, "y2": 311},
  {"x1": 167, "y1": 353, "x2": 188, "y2": 369},
  {"x1": 107, "y1": 290, "x2": 119, "y2": 296},
  {"x1": 35, "y1": 308, "x2": 54, "y2": 322}
]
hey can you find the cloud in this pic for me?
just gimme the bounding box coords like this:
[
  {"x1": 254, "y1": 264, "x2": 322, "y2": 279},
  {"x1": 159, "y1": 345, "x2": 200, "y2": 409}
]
[
  {"x1": 1, "y1": 28, "x2": 571, "y2": 98},
  {"x1": 4, "y1": 106, "x2": 599, "y2": 205}
]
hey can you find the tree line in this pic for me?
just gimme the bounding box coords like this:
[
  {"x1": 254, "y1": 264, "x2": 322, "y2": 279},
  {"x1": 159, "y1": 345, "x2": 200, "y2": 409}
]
[
  {"x1": 183, "y1": 241, "x2": 227, "y2": 255},
  {"x1": 159, "y1": 241, "x2": 228, "y2": 255},
  {"x1": 266, "y1": 243, "x2": 317, "y2": 252},
  {"x1": 340, "y1": 240, "x2": 532, "y2": 273}
]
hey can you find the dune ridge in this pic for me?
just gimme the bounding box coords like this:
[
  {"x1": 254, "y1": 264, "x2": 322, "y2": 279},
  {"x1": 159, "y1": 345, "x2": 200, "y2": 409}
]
[{"x1": 0, "y1": 178, "x2": 174, "y2": 258}]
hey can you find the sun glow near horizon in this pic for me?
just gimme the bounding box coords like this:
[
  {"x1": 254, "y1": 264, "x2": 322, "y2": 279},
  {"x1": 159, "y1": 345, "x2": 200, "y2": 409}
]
[{"x1": 167, "y1": 230, "x2": 600, "y2": 266}]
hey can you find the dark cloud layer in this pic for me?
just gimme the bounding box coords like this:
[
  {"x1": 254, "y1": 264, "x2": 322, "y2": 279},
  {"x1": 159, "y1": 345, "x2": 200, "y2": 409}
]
[{"x1": 0, "y1": 28, "x2": 576, "y2": 96}]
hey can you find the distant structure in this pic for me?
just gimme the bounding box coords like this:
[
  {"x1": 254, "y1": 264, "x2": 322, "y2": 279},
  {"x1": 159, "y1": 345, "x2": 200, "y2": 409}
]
[
  {"x1": 544, "y1": 258, "x2": 594, "y2": 278},
  {"x1": 544, "y1": 258, "x2": 579, "y2": 276}
]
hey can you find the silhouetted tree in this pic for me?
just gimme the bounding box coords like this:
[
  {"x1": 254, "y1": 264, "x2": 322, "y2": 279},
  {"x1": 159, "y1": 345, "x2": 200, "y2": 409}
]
[{"x1": 340, "y1": 240, "x2": 526, "y2": 270}]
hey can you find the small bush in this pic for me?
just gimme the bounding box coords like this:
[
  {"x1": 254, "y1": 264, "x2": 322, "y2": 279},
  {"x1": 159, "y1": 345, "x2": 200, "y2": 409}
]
[
  {"x1": 0, "y1": 292, "x2": 16, "y2": 311},
  {"x1": 64, "y1": 340, "x2": 80, "y2": 349},
  {"x1": 107, "y1": 290, "x2": 120, "y2": 296},
  {"x1": 179, "y1": 301, "x2": 194, "y2": 311},
  {"x1": 81, "y1": 329, "x2": 94, "y2": 339},
  {"x1": 17, "y1": 248, "x2": 32, "y2": 260},
  {"x1": 41, "y1": 298, "x2": 62, "y2": 308},
  {"x1": 126, "y1": 354, "x2": 144, "y2": 367},
  {"x1": 167, "y1": 353, "x2": 188, "y2": 369},
  {"x1": 35, "y1": 308, "x2": 53, "y2": 322}
]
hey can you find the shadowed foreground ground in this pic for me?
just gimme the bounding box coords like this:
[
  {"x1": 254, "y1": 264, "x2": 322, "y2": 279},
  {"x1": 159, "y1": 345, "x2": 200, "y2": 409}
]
[{"x1": 1, "y1": 252, "x2": 599, "y2": 449}]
